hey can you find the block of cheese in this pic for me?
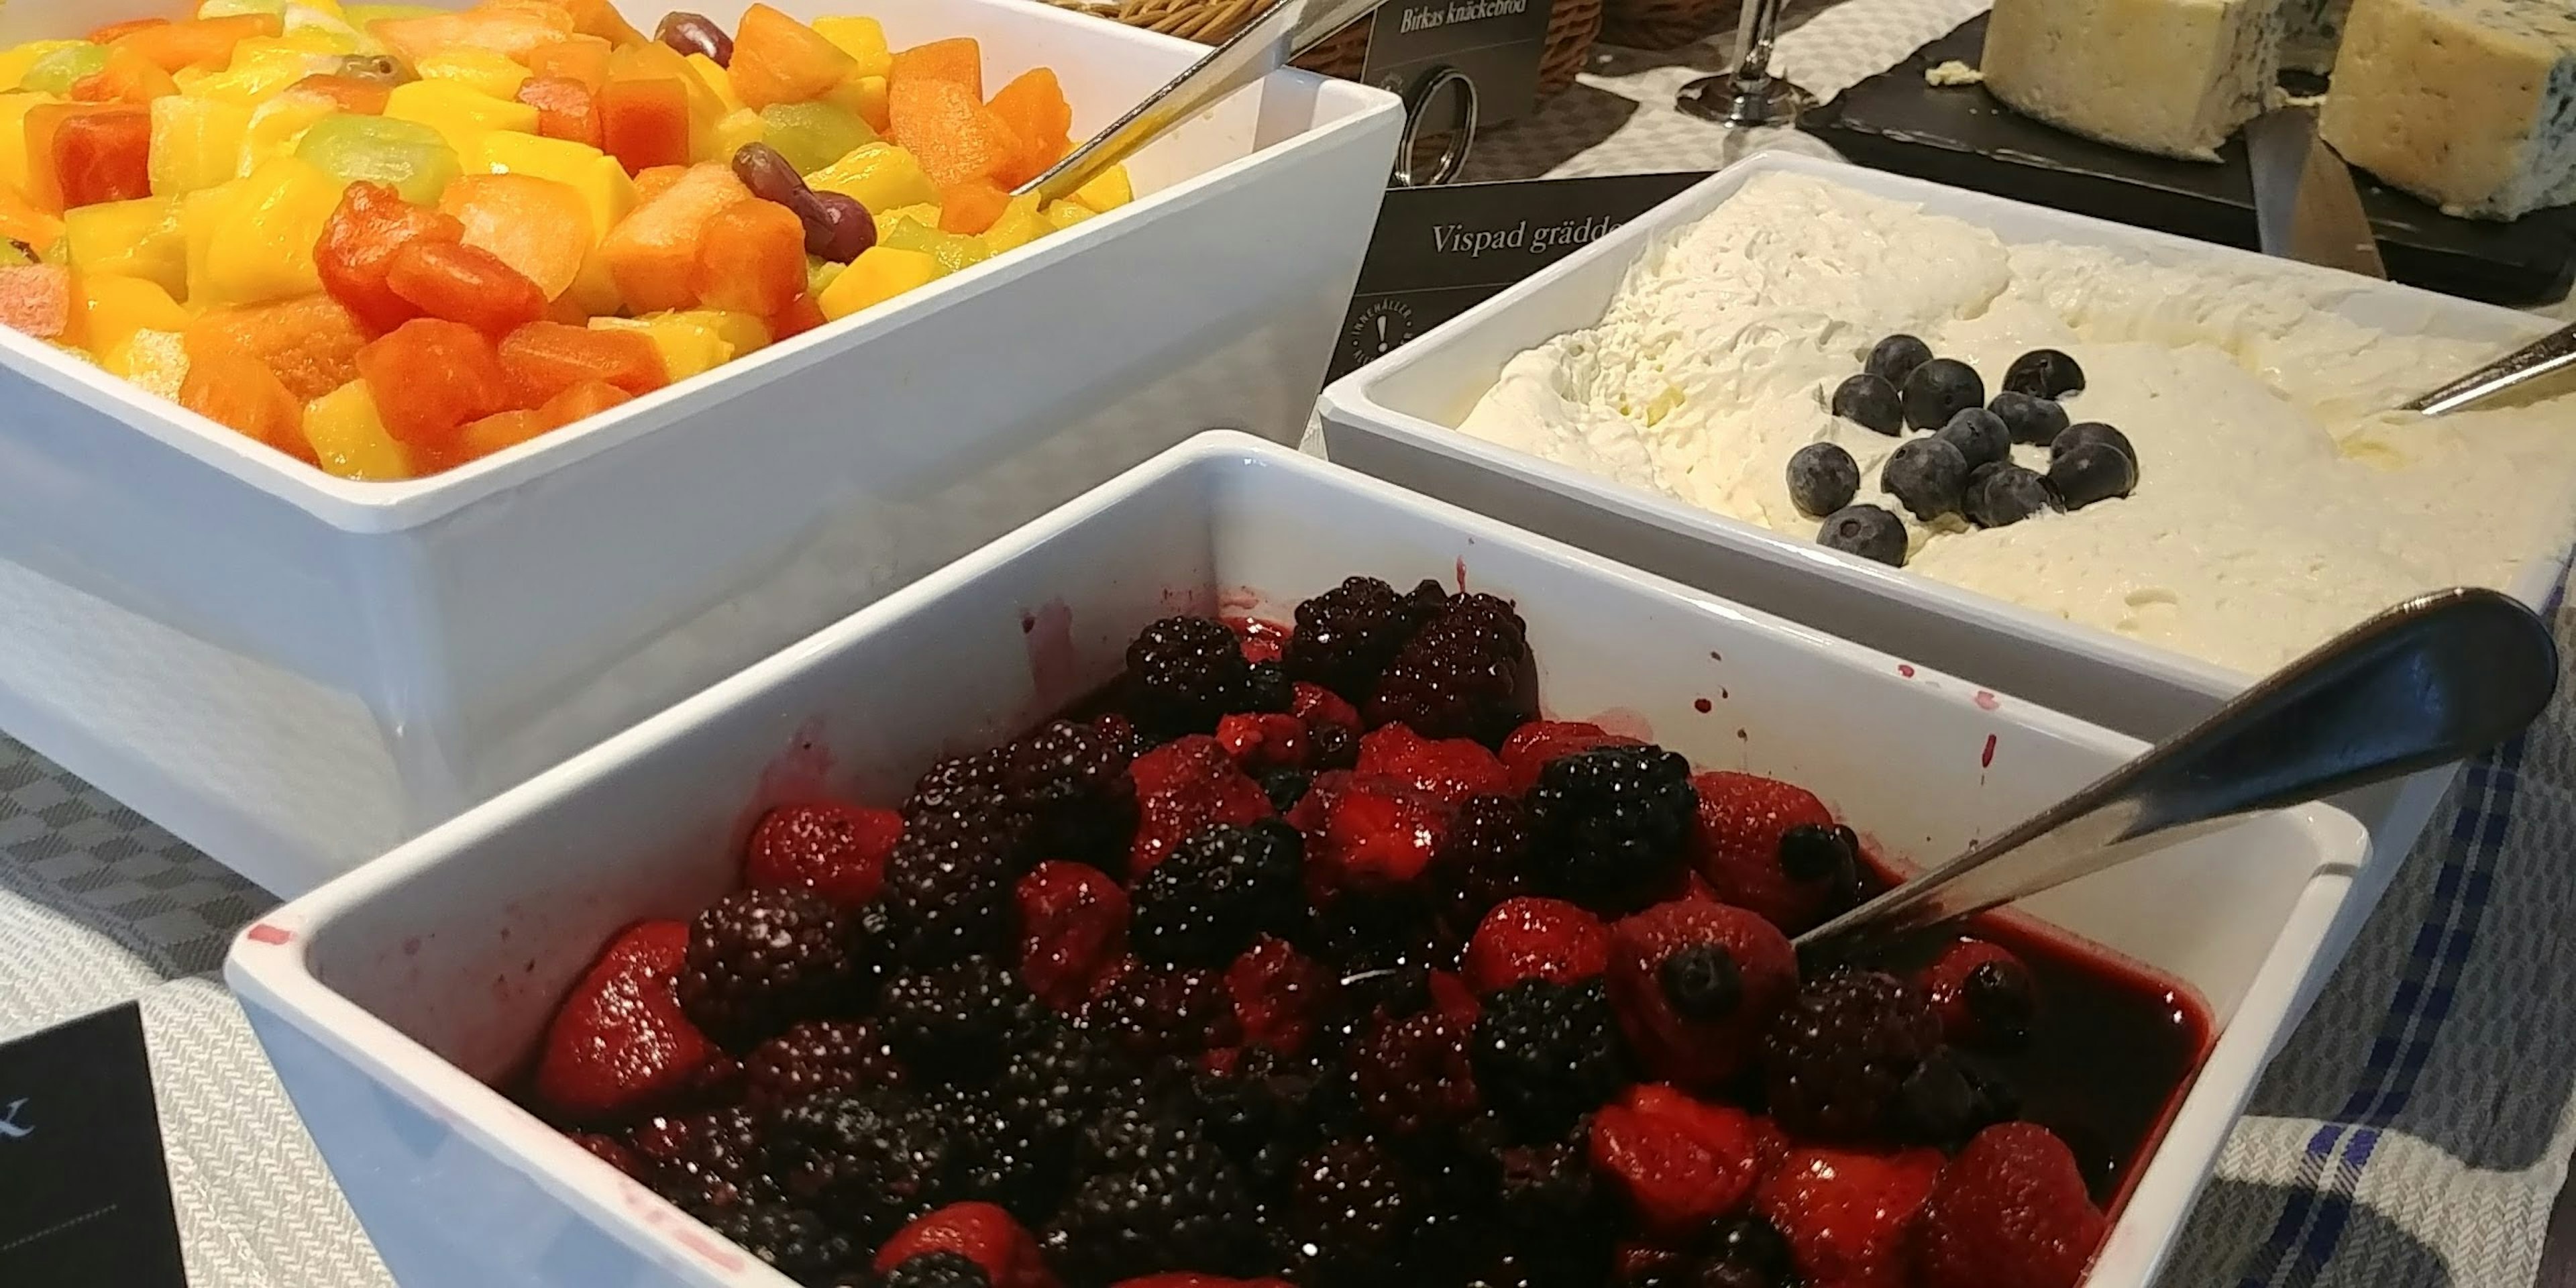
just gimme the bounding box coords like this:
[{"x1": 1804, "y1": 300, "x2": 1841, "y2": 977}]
[
  {"x1": 1980, "y1": 0, "x2": 2284, "y2": 162},
  {"x1": 2318, "y1": 0, "x2": 2576, "y2": 219},
  {"x1": 2279, "y1": 0, "x2": 2356, "y2": 71}
]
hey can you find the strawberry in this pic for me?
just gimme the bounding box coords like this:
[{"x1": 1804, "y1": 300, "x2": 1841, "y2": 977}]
[
  {"x1": 1917, "y1": 937, "x2": 2038, "y2": 1050},
  {"x1": 1354, "y1": 722, "x2": 1509, "y2": 806},
  {"x1": 1293, "y1": 770, "x2": 1452, "y2": 886},
  {"x1": 1690, "y1": 771, "x2": 1856, "y2": 933},
  {"x1": 1462, "y1": 896, "x2": 1609, "y2": 993},
  {"x1": 1016, "y1": 861, "x2": 1130, "y2": 1010},
  {"x1": 1589, "y1": 1083, "x2": 1782, "y2": 1235},
  {"x1": 1913, "y1": 1123, "x2": 2106, "y2": 1288},
  {"x1": 1129, "y1": 735, "x2": 1273, "y2": 873},
  {"x1": 1499, "y1": 720, "x2": 1641, "y2": 793},
  {"x1": 531, "y1": 920, "x2": 726, "y2": 1124},
  {"x1": 1226, "y1": 934, "x2": 1334, "y2": 1055},
  {"x1": 1605, "y1": 899, "x2": 1799, "y2": 1088},
  {"x1": 1292, "y1": 681, "x2": 1362, "y2": 735},
  {"x1": 877, "y1": 1201, "x2": 1056, "y2": 1288},
  {"x1": 743, "y1": 800, "x2": 903, "y2": 907},
  {"x1": 1214, "y1": 711, "x2": 1311, "y2": 771},
  {"x1": 1756, "y1": 1144, "x2": 1943, "y2": 1288}
]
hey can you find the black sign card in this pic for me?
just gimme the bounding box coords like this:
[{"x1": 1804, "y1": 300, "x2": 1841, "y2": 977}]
[
  {"x1": 1360, "y1": 0, "x2": 1555, "y2": 128},
  {"x1": 1329, "y1": 170, "x2": 1711, "y2": 381},
  {"x1": 0, "y1": 1003, "x2": 187, "y2": 1286}
]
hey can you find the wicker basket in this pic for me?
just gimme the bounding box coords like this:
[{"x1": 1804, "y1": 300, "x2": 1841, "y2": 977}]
[
  {"x1": 1044, "y1": 0, "x2": 1601, "y2": 99},
  {"x1": 1595, "y1": 0, "x2": 1722, "y2": 53}
]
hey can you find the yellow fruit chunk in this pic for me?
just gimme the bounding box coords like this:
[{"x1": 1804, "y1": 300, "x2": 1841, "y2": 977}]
[
  {"x1": 239, "y1": 92, "x2": 338, "y2": 170},
  {"x1": 470, "y1": 130, "x2": 635, "y2": 237},
  {"x1": 193, "y1": 40, "x2": 338, "y2": 102},
  {"x1": 185, "y1": 156, "x2": 343, "y2": 306},
  {"x1": 816, "y1": 245, "x2": 938, "y2": 321},
  {"x1": 341, "y1": 3, "x2": 444, "y2": 25},
  {"x1": 415, "y1": 47, "x2": 529, "y2": 101},
  {"x1": 831, "y1": 74, "x2": 889, "y2": 134},
  {"x1": 590, "y1": 312, "x2": 714, "y2": 381},
  {"x1": 806, "y1": 142, "x2": 937, "y2": 214},
  {"x1": 0, "y1": 42, "x2": 82, "y2": 94},
  {"x1": 105, "y1": 327, "x2": 191, "y2": 400},
  {"x1": 687, "y1": 53, "x2": 743, "y2": 115},
  {"x1": 711, "y1": 107, "x2": 765, "y2": 162},
  {"x1": 384, "y1": 79, "x2": 539, "y2": 158},
  {"x1": 981, "y1": 194, "x2": 1046, "y2": 254},
  {"x1": 65, "y1": 197, "x2": 188, "y2": 299},
  {"x1": 302, "y1": 377, "x2": 411, "y2": 480},
  {"x1": 201, "y1": 0, "x2": 354, "y2": 17},
  {"x1": 0, "y1": 94, "x2": 50, "y2": 199},
  {"x1": 1042, "y1": 199, "x2": 1094, "y2": 231},
  {"x1": 150, "y1": 94, "x2": 254, "y2": 196},
  {"x1": 1070, "y1": 164, "x2": 1132, "y2": 213},
  {"x1": 83, "y1": 276, "x2": 191, "y2": 358},
  {"x1": 879, "y1": 202, "x2": 938, "y2": 228},
  {"x1": 812, "y1": 17, "x2": 892, "y2": 78}
]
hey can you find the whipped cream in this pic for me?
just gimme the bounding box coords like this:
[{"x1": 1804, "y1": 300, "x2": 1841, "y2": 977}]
[{"x1": 1454, "y1": 172, "x2": 2576, "y2": 676}]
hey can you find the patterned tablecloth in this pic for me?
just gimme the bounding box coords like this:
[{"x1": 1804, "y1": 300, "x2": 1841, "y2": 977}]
[{"x1": 4, "y1": 3, "x2": 2573, "y2": 1286}]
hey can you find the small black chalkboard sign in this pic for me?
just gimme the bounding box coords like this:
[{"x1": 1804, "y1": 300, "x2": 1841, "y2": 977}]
[{"x1": 0, "y1": 1002, "x2": 188, "y2": 1287}]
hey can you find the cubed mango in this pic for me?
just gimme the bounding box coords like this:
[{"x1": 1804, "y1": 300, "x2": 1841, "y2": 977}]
[{"x1": 816, "y1": 244, "x2": 937, "y2": 320}]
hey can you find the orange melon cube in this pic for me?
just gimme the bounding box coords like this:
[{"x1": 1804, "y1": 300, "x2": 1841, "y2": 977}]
[
  {"x1": 112, "y1": 13, "x2": 282, "y2": 74},
  {"x1": 71, "y1": 48, "x2": 180, "y2": 106},
  {"x1": 537, "y1": 376, "x2": 634, "y2": 426},
  {"x1": 938, "y1": 180, "x2": 1011, "y2": 235},
  {"x1": 386, "y1": 239, "x2": 551, "y2": 340},
  {"x1": 186, "y1": 294, "x2": 370, "y2": 403},
  {"x1": 598, "y1": 161, "x2": 750, "y2": 313},
  {"x1": 498, "y1": 319, "x2": 667, "y2": 405},
  {"x1": 441, "y1": 172, "x2": 596, "y2": 301},
  {"x1": 693, "y1": 198, "x2": 806, "y2": 317},
  {"x1": 888, "y1": 78, "x2": 1023, "y2": 189},
  {"x1": 988, "y1": 68, "x2": 1073, "y2": 186},
  {"x1": 555, "y1": 0, "x2": 650, "y2": 46},
  {"x1": 731, "y1": 4, "x2": 857, "y2": 110},
  {"x1": 0, "y1": 263, "x2": 74, "y2": 341},
  {"x1": 180, "y1": 350, "x2": 315, "y2": 464},
  {"x1": 890, "y1": 38, "x2": 983, "y2": 97},
  {"x1": 356, "y1": 317, "x2": 519, "y2": 445},
  {"x1": 372, "y1": 4, "x2": 578, "y2": 68},
  {"x1": 600, "y1": 76, "x2": 690, "y2": 174},
  {"x1": 528, "y1": 37, "x2": 616, "y2": 92}
]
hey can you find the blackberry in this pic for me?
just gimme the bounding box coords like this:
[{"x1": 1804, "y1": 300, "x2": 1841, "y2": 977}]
[
  {"x1": 1188, "y1": 1048, "x2": 1332, "y2": 1197},
  {"x1": 992, "y1": 1021, "x2": 1139, "y2": 1143},
  {"x1": 746, "y1": 1019, "x2": 906, "y2": 1111},
  {"x1": 1285, "y1": 1138, "x2": 1419, "y2": 1285},
  {"x1": 1470, "y1": 979, "x2": 1629, "y2": 1138},
  {"x1": 1485, "y1": 1130, "x2": 1611, "y2": 1287},
  {"x1": 1080, "y1": 963, "x2": 1239, "y2": 1059},
  {"x1": 1130, "y1": 819, "x2": 1307, "y2": 967},
  {"x1": 677, "y1": 888, "x2": 859, "y2": 1049},
  {"x1": 704, "y1": 1203, "x2": 859, "y2": 1287},
  {"x1": 881, "y1": 826, "x2": 1018, "y2": 967},
  {"x1": 1042, "y1": 1132, "x2": 1258, "y2": 1283},
  {"x1": 632, "y1": 1106, "x2": 769, "y2": 1215},
  {"x1": 881, "y1": 1250, "x2": 991, "y2": 1288},
  {"x1": 767, "y1": 1092, "x2": 959, "y2": 1244},
  {"x1": 1350, "y1": 1008, "x2": 1480, "y2": 1136},
  {"x1": 1283, "y1": 576, "x2": 1445, "y2": 702},
  {"x1": 1307, "y1": 888, "x2": 1456, "y2": 987},
  {"x1": 1365, "y1": 593, "x2": 1537, "y2": 747},
  {"x1": 878, "y1": 956, "x2": 1042, "y2": 1082},
  {"x1": 932, "y1": 1085, "x2": 1073, "y2": 1221},
  {"x1": 1522, "y1": 745, "x2": 1698, "y2": 916},
  {"x1": 903, "y1": 749, "x2": 1016, "y2": 828},
  {"x1": 1004, "y1": 718, "x2": 1138, "y2": 865},
  {"x1": 1699, "y1": 1216, "x2": 1796, "y2": 1288},
  {"x1": 1258, "y1": 766, "x2": 1313, "y2": 812},
  {"x1": 1434, "y1": 794, "x2": 1533, "y2": 928},
  {"x1": 1126, "y1": 615, "x2": 1254, "y2": 737},
  {"x1": 1763, "y1": 969, "x2": 1943, "y2": 1140},
  {"x1": 1244, "y1": 660, "x2": 1293, "y2": 713}
]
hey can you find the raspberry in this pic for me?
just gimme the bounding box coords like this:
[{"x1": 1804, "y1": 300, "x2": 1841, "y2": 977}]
[
  {"x1": 1763, "y1": 971, "x2": 1943, "y2": 1141},
  {"x1": 1216, "y1": 712, "x2": 1314, "y2": 772},
  {"x1": 1913, "y1": 1123, "x2": 2107, "y2": 1288},
  {"x1": 1285, "y1": 1138, "x2": 1422, "y2": 1283},
  {"x1": 1128, "y1": 736, "x2": 1275, "y2": 875},
  {"x1": 1004, "y1": 718, "x2": 1139, "y2": 866},
  {"x1": 883, "y1": 1250, "x2": 993, "y2": 1288},
  {"x1": 1354, "y1": 723, "x2": 1510, "y2": 806},
  {"x1": 677, "y1": 888, "x2": 861, "y2": 1049},
  {"x1": 1131, "y1": 820, "x2": 1307, "y2": 968},
  {"x1": 746, "y1": 800, "x2": 905, "y2": 908},
  {"x1": 1588, "y1": 1085, "x2": 1777, "y2": 1236},
  {"x1": 1690, "y1": 771, "x2": 1856, "y2": 934},
  {"x1": 1523, "y1": 745, "x2": 1699, "y2": 916},
  {"x1": 1470, "y1": 979, "x2": 1627, "y2": 1138},
  {"x1": 632, "y1": 1106, "x2": 770, "y2": 1215},
  {"x1": 1042, "y1": 1129, "x2": 1260, "y2": 1283},
  {"x1": 1292, "y1": 681, "x2": 1363, "y2": 737},
  {"x1": 1295, "y1": 771, "x2": 1453, "y2": 889},
  {"x1": 1127, "y1": 615, "x2": 1259, "y2": 737},
  {"x1": 1754, "y1": 1144, "x2": 1942, "y2": 1288},
  {"x1": 1463, "y1": 897, "x2": 1610, "y2": 994},
  {"x1": 1350, "y1": 1006, "x2": 1480, "y2": 1136},
  {"x1": 883, "y1": 824, "x2": 1019, "y2": 968},
  {"x1": 1283, "y1": 576, "x2": 1444, "y2": 702},
  {"x1": 1366, "y1": 592, "x2": 1537, "y2": 747},
  {"x1": 705, "y1": 1202, "x2": 859, "y2": 1285},
  {"x1": 1498, "y1": 720, "x2": 1642, "y2": 794},
  {"x1": 769, "y1": 1091, "x2": 962, "y2": 1245},
  {"x1": 1083, "y1": 961, "x2": 1241, "y2": 1059},
  {"x1": 1226, "y1": 935, "x2": 1333, "y2": 1055},
  {"x1": 746, "y1": 1019, "x2": 906, "y2": 1110},
  {"x1": 1434, "y1": 794, "x2": 1534, "y2": 927},
  {"x1": 1016, "y1": 861, "x2": 1130, "y2": 1010},
  {"x1": 1917, "y1": 938, "x2": 2037, "y2": 1051},
  {"x1": 880, "y1": 956, "x2": 1044, "y2": 1083},
  {"x1": 1605, "y1": 900, "x2": 1799, "y2": 1089}
]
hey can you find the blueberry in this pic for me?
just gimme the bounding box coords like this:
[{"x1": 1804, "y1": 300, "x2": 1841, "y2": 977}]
[
  {"x1": 1817, "y1": 504, "x2": 1907, "y2": 567},
  {"x1": 2003, "y1": 348, "x2": 2085, "y2": 398},
  {"x1": 1963, "y1": 463, "x2": 2060, "y2": 528},
  {"x1": 1988, "y1": 391, "x2": 2069, "y2": 447},
  {"x1": 1786, "y1": 442, "x2": 1860, "y2": 517},
  {"x1": 2051, "y1": 421, "x2": 2135, "y2": 466},
  {"x1": 1864, "y1": 334, "x2": 1935, "y2": 386},
  {"x1": 1881, "y1": 436, "x2": 1970, "y2": 521},
  {"x1": 1936, "y1": 407, "x2": 2011, "y2": 472},
  {"x1": 1900, "y1": 358, "x2": 1984, "y2": 431},
  {"x1": 2049, "y1": 442, "x2": 2138, "y2": 509},
  {"x1": 1829, "y1": 374, "x2": 1904, "y2": 435}
]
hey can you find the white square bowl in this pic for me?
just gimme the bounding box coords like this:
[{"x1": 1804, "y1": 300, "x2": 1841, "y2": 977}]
[
  {"x1": 1317, "y1": 150, "x2": 2570, "y2": 970},
  {"x1": 229, "y1": 431, "x2": 2366, "y2": 1288},
  {"x1": 0, "y1": 0, "x2": 1399, "y2": 896}
]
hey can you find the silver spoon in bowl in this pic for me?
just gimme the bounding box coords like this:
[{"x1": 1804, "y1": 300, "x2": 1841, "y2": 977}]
[
  {"x1": 1795, "y1": 586, "x2": 2558, "y2": 955},
  {"x1": 2400, "y1": 321, "x2": 2576, "y2": 417}
]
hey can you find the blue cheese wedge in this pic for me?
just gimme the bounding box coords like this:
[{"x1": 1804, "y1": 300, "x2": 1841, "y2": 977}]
[
  {"x1": 2318, "y1": 0, "x2": 2576, "y2": 219},
  {"x1": 1980, "y1": 0, "x2": 2285, "y2": 162}
]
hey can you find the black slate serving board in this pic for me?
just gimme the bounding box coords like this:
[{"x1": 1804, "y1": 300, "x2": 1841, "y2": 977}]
[{"x1": 1802, "y1": 15, "x2": 2576, "y2": 307}]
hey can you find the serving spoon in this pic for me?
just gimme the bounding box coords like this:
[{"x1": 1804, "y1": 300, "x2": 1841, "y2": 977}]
[
  {"x1": 2398, "y1": 321, "x2": 2576, "y2": 417},
  {"x1": 1794, "y1": 586, "x2": 2558, "y2": 955}
]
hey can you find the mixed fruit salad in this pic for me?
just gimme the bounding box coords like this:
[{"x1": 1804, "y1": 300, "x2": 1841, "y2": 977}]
[
  {"x1": 521, "y1": 574, "x2": 2212, "y2": 1288},
  {"x1": 0, "y1": 1, "x2": 1130, "y2": 480}
]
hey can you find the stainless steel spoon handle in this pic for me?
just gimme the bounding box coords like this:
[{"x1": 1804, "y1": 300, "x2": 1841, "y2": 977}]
[
  {"x1": 1796, "y1": 587, "x2": 2559, "y2": 952},
  {"x1": 1015, "y1": 0, "x2": 1304, "y2": 205},
  {"x1": 2401, "y1": 321, "x2": 2576, "y2": 417}
]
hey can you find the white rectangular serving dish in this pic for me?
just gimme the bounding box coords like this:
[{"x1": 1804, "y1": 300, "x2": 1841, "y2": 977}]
[
  {"x1": 231, "y1": 431, "x2": 2367, "y2": 1288},
  {"x1": 1318, "y1": 150, "x2": 2569, "y2": 983},
  {"x1": 0, "y1": 0, "x2": 1400, "y2": 896}
]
